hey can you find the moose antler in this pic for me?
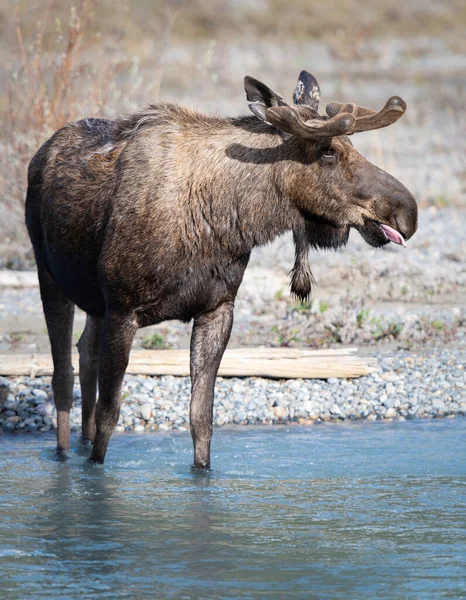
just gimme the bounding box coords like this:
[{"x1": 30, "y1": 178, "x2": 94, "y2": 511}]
[
  {"x1": 265, "y1": 104, "x2": 356, "y2": 139},
  {"x1": 245, "y1": 71, "x2": 406, "y2": 139},
  {"x1": 326, "y1": 96, "x2": 407, "y2": 133}
]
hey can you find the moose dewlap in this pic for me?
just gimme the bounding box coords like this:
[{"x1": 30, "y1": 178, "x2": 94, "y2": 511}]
[{"x1": 25, "y1": 70, "x2": 418, "y2": 468}]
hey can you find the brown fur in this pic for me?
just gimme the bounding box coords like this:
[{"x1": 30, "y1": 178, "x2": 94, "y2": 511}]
[{"x1": 25, "y1": 75, "x2": 417, "y2": 468}]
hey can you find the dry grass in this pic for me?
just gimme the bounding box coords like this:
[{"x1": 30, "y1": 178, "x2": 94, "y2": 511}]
[
  {"x1": 4, "y1": 0, "x2": 465, "y2": 46},
  {"x1": 0, "y1": 0, "x2": 188, "y2": 241},
  {"x1": 1, "y1": 1, "x2": 114, "y2": 238}
]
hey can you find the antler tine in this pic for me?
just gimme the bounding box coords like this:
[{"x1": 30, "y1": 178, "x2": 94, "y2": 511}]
[
  {"x1": 326, "y1": 103, "x2": 374, "y2": 118},
  {"x1": 326, "y1": 96, "x2": 407, "y2": 133},
  {"x1": 351, "y1": 96, "x2": 406, "y2": 133},
  {"x1": 265, "y1": 105, "x2": 356, "y2": 139}
]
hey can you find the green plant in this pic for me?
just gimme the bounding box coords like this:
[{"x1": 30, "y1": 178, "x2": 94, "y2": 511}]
[
  {"x1": 374, "y1": 320, "x2": 403, "y2": 341},
  {"x1": 356, "y1": 308, "x2": 371, "y2": 328},
  {"x1": 295, "y1": 299, "x2": 313, "y2": 313},
  {"x1": 427, "y1": 194, "x2": 448, "y2": 208},
  {"x1": 274, "y1": 288, "x2": 285, "y2": 301},
  {"x1": 323, "y1": 324, "x2": 343, "y2": 344},
  {"x1": 319, "y1": 301, "x2": 329, "y2": 313},
  {"x1": 9, "y1": 332, "x2": 23, "y2": 348},
  {"x1": 141, "y1": 332, "x2": 171, "y2": 350},
  {"x1": 271, "y1": 326, "x2": 300, "y2": 347}
]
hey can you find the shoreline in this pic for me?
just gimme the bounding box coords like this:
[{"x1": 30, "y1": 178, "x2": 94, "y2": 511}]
[{"x1": 1, "y1": 348, "x2": 464, "y2": 434}]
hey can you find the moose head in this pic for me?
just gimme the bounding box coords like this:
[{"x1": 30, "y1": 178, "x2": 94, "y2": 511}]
[{"x1": 244, "y1": 70, "x2": 418, "y2": 299}]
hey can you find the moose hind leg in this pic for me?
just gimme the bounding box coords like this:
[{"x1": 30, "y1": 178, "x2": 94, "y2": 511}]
[
  {"x1": 90, "y1": 312, "x2": 137, "y2": 464},
  {"x1": 38, "y1": 265, "x2": 75, "y2": 453},
  {"x1": 77, "y1": 315, "x2": 103, "y2": 444},
  {"x1": 190, "y1": 302, "x2": 234, "y2": 470}
]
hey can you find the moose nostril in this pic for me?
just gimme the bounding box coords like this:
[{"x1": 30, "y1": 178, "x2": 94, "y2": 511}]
[
  {"x1": 394, "y1": 217, "x2": 407, "y2": 239},
  {"x1": 394, "y1": 204, "x2": 417, "y2": 240}
]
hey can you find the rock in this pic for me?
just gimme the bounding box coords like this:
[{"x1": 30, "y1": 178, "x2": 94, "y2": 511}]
[
  {"x1": 330, "y1": 404, "x2": 341, "y2": 416},
  {"x1": 143, "y1": 379, "x2": 155, "y2": 391},
  {"x1": 432, "y1": 399, "x2": 446, "y2": 412},
  {"x1": 137, "y1": 404, "x2": 152, "y2": 421},
  {"x1": 31, "y1": 389, "x2": 48, "y2": 402},
  {"x1": 382, "y1": 396, "x2": 396, "y2": 409},
  {"x1": 3, "y1": 398, "x2": 17, "y2": 411},
  {"x1": 298, "y1": 417, "x2": 316, "y2": 425},
  {"x1": 7, "y1": 415, "x2": 21, "y2": 424},
  {"x1": 385, "y1": 407, "x2": 397, "y2": 418},
  {"x1": 272, "y1": 406, "x2": 287, "y2": 419}
]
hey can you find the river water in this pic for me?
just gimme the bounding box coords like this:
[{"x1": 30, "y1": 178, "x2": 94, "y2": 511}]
[{"x1": 1, "y1": 420, "x2": 465, "y2": 599}]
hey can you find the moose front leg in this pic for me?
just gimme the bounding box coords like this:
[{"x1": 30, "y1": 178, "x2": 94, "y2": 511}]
[
  {"x1": 90, "y1": 311, "x2": 138, "y2": 464},
  {"x1": 190, "y1": 302, "x2": 234, "y2": 470}
]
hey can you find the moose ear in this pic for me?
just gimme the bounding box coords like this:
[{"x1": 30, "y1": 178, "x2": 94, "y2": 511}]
[
  {"x1": 244, "y1": 76, "x2": 288, "y2": 124},
  {"x1": 293, "y1": 70, "x2": 320, "y2": 111},
  {"x1": 244, "y1": 76, "x2": 287, "y2": 108}
]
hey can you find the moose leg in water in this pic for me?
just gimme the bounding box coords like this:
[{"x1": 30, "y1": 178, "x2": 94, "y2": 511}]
[
  {"x1": 190, "y1": 302, "x2": 234, "y2": 469},
  {"x1": 77, "y1": 315, "x2": 103, "y2": 444},
  {"x1": 90, "y1": 312, "x2": 138, "y2": 463},
  {"x1": 38, "y1": 265, "x2": 75, "y2": 454}
]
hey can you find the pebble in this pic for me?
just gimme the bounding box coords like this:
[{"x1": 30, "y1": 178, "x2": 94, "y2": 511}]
[
  {"x1": 0, "y1": 348, "x2": 465, "y2": 433},
  {"x1": 137, "y1": 404, "x2": 152, "y2": 421}
]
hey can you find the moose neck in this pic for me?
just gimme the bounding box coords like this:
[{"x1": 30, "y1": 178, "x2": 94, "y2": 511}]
[{"x1": 183, "y1": 118, "x2": 307, "y2": 259}]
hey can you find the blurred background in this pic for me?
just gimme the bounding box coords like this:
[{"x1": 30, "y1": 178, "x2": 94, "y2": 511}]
[{"x1": 0, "y1": 0, "x2": 465, "y2": 353}]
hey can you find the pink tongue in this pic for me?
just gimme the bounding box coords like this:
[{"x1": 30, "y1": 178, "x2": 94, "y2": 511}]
[{"x1": 379, "y1": 224, "x2": 407, "y2": 247}]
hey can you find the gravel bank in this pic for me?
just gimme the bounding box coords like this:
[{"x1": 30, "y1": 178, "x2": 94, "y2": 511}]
[{"x1": 1, "y1": 348, "x2": 464, "y2": 434}]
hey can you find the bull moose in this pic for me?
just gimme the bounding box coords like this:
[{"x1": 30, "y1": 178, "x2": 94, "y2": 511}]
[{"x1": 26, "y1": 70, "x2": 417, "y2": 468}]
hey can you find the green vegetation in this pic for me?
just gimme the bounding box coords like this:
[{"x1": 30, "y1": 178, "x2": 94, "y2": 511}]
[
  {"x1": 356, "y1": 308, "x2": 372, "y2": 328},
  {"x1": 271, "y1": 325, "x2": 300, "y2": 347},
  {"x1": 141, "y1": 332, "x2": 171, "y2": 350},
  {"x1": 374, "y1": 320, "x2": 403, "y2": 341},
  {"x1": 318, "y1": 301, "x2": 329, "y2": 314},
  {"x1": 274, "y1": 288, "x2": 285, "y2": 301},
  {"x1": 294, "y1": 299, "x2": 330, "y2": 313},
  {"x1": 9, "y1": 332, "x2": 23, "y2": 348},
  {"x1": 294, "y1": 300, "x2": 313, "y2": 313}
]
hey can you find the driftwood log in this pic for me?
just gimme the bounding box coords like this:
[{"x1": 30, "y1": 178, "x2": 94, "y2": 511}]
[{"x1": 0, "y1": 348, "x2": 376, "y2": 379}]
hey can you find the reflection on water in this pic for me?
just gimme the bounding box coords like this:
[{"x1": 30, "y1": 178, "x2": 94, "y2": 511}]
[{"x1": 1, "y1": 420, "x2": 466, "y2": 599}]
